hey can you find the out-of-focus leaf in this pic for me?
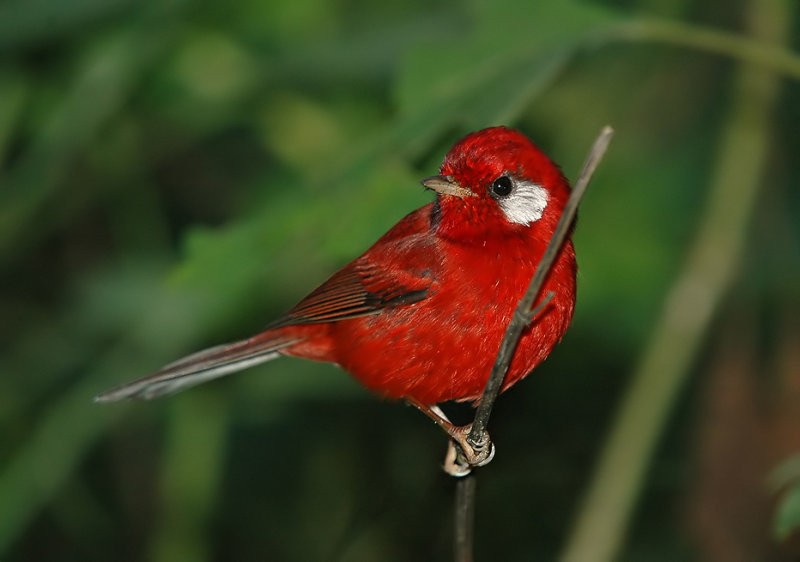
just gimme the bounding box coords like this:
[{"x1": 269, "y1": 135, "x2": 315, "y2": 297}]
[
  {"x1": 769, "y1": 454, "x2": 800, "y2": 491},
  {"x1": 171, "y1": 159, "x2": 427, "y2": 305},
  {"x1": 774, "y1": 483, "x2": 800, "y2": 541},
  {"x1": 395, "y1": 0, "x2": 617, "y2": 122},
  {"x1": 260, "y1": 9, "x2": 466, "y2": 85},
  {"x1": 0, "y1": 264, "x2": 210, "y2": 556},
  {"x1": 0, "y1": 30, "x2": 165, "y2": 268},
  {"x1": 0, "y1": 350, "x2": 135, "y2": 555},
  {"x1": 172, "y1": 30, "x2": 257, "y2": 104},
  {"x1": 769, "y1": 454, "x2": 800, "y2": 541},
  {"x1": 258, "y1": 94, "x2": 348, "y2": 174},
  {"x1": 0, "y1": 71, "x2": 28, "y2": 163},
  {"x1": 0, "y1": 0, "x2": 135, "y2": 51}
]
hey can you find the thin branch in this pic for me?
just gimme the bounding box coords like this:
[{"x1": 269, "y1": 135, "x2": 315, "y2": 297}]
[
  {"x1": 609, "y1": 18, "x2": 800, "y2": 81},
  {"x1": 467, "y1": 126, "x2": 615, "y2": 451},
  {"x1": 454, "y1": 475, "x2": 476, "y2": 562},
  {"x1": 447, "y1": 126, "x2": 614, "y2": 562}
]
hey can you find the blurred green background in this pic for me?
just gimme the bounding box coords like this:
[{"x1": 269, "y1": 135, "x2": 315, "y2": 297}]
[{"x1": 2, "y1": 0, "x2": 799, "y2": 560}]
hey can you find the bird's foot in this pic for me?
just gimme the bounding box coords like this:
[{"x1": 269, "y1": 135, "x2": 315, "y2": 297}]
[
  {"x1": 442, "y1": 423, "x2": 495, "y2": 477},
  {"x1": 407, "y1": 399, "x2": 496, "y2": 477}
]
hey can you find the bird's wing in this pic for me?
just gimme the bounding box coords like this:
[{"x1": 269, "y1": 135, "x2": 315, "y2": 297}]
[
  {"x1": 272, "y1": 257, "x2": 432, "y2": 326},
  {"x1": 95, "y1": 214, "x2": 437, "y2": 402}
]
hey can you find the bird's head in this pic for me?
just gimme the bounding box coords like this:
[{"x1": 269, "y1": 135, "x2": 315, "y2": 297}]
[{"x1": 422, "y1": 126, "x2": 570, "y2": 243}]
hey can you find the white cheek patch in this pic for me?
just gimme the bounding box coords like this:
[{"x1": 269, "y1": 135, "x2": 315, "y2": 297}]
[{"x1": 498, "y1": 180, "x2": 549, "y2": 225}]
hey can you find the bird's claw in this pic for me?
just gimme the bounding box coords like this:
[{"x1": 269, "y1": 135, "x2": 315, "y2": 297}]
[
  {"x1": 442, "y1": 425, "x2": 496, "y2": 477},
  {"x1": 404, "y1": 400, "x2": 496, "y2": 477}
]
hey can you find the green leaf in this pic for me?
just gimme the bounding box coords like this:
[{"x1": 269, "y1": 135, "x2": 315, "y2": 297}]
[
  {"x1": 394, "y1": 0, "x2": 618, "y2": 119},
  {"x1": 388, "y1": 0, "x2": 620, "y2": 161},
  {"x1": 768, "y1": 454, "x2": 800, "y2": 492},
  {"x1": 0, "y1": 30, "x2": 166, "y2": 268},
  {"x1": 775, "y1": 483, "x2": 800, "y2": 541},
  {"x1": 0, "y1": 0, "x2": 135, "y2": 51},
  {"x1": 0, "y1": 71, "x2": 28, "y2": 162}
]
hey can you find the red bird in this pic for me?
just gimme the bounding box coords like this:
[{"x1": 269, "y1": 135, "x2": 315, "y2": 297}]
[{"x1": 96, "y1": 126, "x2": 576, "y2": 410}]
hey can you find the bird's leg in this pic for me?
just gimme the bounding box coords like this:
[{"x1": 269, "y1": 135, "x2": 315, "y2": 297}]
[{"x1": 407, "y1": 399, "x2": 496, "y2": 477}]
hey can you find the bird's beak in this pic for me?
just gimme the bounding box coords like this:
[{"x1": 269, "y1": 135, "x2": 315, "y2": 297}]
[{"x1": 420, "y1": 175, "x2": 474, "y2": 199}]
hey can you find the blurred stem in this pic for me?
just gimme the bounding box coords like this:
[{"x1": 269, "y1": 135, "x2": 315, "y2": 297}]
[
  {"x1": 149, "y1": 394, "x2": 228, "y2": 562},
  {"x1": 0, "y1": 73, "x2": 27, "y2": 162},
  {"x1": 0, "y1": 273, "x2": 198, "y2": 557},
  {"x1": 0, "y1": 355, "x2": 130, "y2": 554},
  {"x1": 559, "y1": 1, "x2": 789, "y2": 561},
  {"x1": 610, "y1": 16, "x2": 800, "y2": 80}
]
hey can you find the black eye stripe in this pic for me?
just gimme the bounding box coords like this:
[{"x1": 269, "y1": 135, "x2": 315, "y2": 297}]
[{"x1": 490, "y1": 175, "x2": 513, "y2": 197}]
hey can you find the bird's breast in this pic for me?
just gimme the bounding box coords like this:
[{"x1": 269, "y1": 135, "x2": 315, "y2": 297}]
[{"x1": 330, "y1": 236, "x2": 575, "y2": 404}]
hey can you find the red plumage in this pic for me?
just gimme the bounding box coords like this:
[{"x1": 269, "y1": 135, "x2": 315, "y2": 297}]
[{"x1": 96, "y1": 126, "x2": 577, "y2": 406}]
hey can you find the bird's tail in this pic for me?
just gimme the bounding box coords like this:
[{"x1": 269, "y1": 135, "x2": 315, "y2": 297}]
[{"x1": 94, "y1": 333, "x2": 300, "y2": 402}]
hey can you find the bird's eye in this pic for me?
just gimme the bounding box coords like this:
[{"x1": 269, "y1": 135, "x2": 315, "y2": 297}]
[{"x1": 490, "y1": 175, "x2": 513, "y2": 197}]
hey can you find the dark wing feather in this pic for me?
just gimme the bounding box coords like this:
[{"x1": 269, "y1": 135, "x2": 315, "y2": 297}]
[
  {"x1": 271, "y1": 259, "x2": 432, "y2": 327},
  {"x1": 96, "y1": 228, "x2": 436, "y2": 401}
]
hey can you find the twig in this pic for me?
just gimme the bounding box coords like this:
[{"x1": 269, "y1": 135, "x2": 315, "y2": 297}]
[
  {"x1": 448, "y1": 126, "x2": 614, "y2": 562},
  {"x1": 454, "y1": 475, "x2": 476, "y2": 562},
  {"x1": 466, "y1": 125, "x2": 615, "y2": 454}
]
